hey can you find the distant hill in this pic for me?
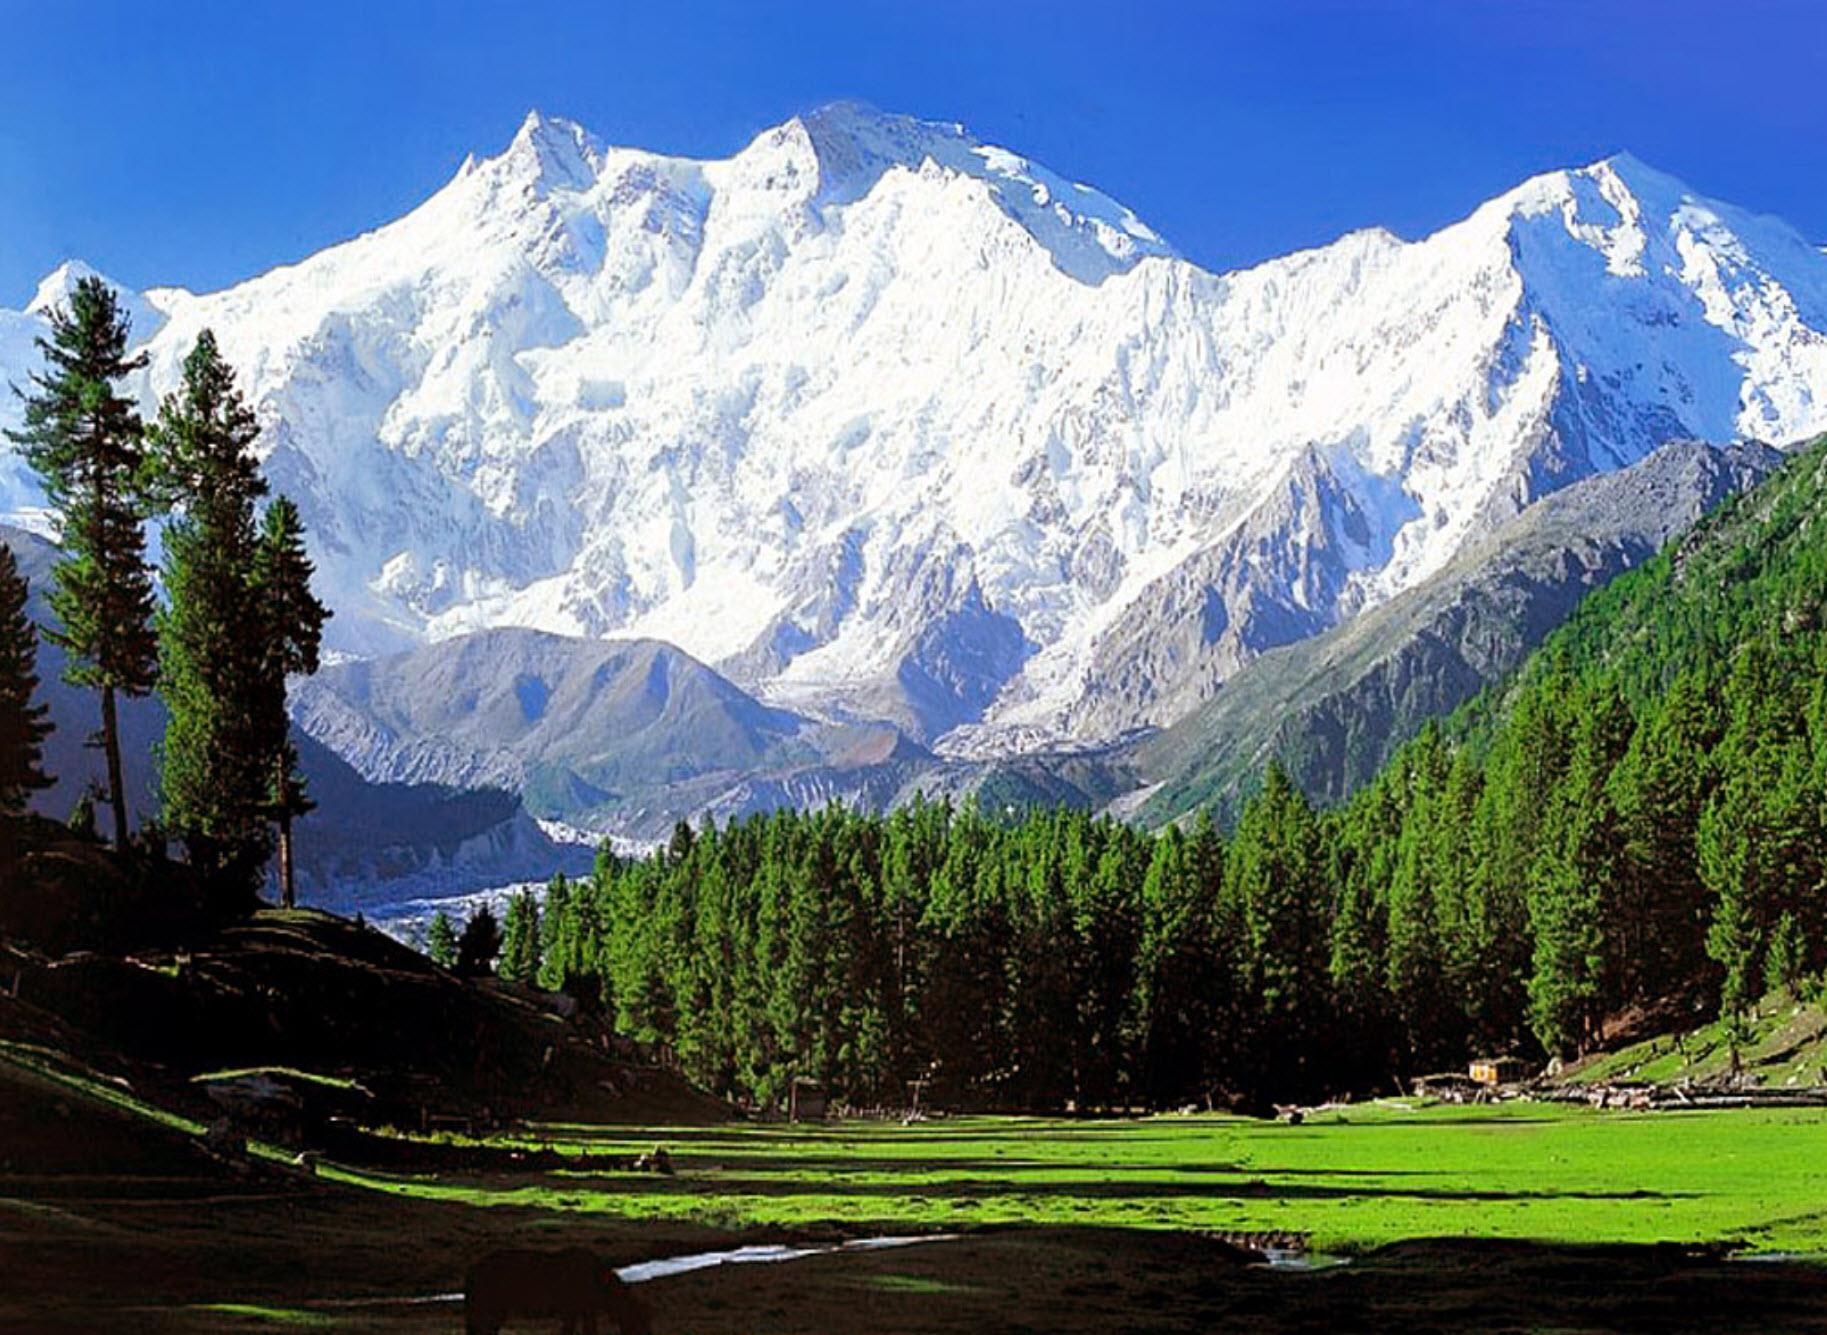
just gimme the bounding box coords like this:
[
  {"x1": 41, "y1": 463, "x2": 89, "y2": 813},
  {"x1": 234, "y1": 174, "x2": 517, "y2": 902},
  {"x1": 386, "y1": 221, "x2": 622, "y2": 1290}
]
[
  {"x1": 1470, "y1": 433, "x2": 1827, "y2": 721},
  {"x1": 1314, "y1": 431, "x2": 1827, "y2": 1061},
  {"x1": 291, "y1": 625, "x2": 930, "y2": 840}
]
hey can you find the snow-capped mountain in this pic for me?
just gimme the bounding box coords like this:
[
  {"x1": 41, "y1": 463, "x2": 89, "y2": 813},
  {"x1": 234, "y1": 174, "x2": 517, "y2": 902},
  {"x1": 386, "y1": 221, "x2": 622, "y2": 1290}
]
[{"x1": 2, "y1": 104, "x2": 1825, "y2": 755}]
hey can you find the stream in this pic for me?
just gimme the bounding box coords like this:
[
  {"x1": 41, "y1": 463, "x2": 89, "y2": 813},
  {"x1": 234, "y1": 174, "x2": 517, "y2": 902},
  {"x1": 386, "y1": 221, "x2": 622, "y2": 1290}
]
[
  {"x1": 315, "y1": 1234, "x2": 960, "y2": 1309},
  {"x1": 290, "y1": 1232, "x2": 1359, "y2": 1315},
  {"x1": 618, "y1": 1234, "x2": 957, "y2": 1284}
]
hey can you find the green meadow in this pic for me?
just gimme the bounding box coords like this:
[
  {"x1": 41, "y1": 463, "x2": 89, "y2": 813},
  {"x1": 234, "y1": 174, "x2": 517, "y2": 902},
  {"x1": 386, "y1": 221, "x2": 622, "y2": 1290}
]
[{"x1": 329, "y1": 1102, "x2": 1827, "y2": 1255}]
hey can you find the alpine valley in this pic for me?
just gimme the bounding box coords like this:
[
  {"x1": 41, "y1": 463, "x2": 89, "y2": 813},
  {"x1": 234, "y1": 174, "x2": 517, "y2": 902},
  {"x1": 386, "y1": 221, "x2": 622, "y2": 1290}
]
[{"x1": 4, "y1": 103, "x2": 1826, "y2": 901}]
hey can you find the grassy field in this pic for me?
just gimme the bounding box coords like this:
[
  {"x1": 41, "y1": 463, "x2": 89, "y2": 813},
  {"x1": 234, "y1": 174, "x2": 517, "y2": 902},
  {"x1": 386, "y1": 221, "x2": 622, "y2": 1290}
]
[
  {"x1": 330, "y1": 1100, "x2": 1827, "y2": 1255},
  {"x1": 11, "y1": 1043, "x2": 1827, "y2": 1333}
]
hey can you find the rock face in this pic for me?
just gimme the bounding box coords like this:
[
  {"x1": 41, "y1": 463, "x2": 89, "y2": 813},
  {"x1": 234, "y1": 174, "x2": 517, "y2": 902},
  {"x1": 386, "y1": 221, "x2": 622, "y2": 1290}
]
[
  {"x1": 1061, "y1": 445, "x2": 1412, "y2": 741},
  {"x1": 1, "y1": 107, "x2": 1824, "y2": 760},
  {"x1": 1130, "y1": 440, "x2": 1784, "y2": 825}
]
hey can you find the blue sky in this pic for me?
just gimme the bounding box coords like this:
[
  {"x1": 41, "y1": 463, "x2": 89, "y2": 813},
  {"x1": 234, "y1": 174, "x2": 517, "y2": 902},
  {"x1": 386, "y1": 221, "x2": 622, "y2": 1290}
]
[{"x1": 2, "y1": 0, "x2": 1823, "y2": 305}]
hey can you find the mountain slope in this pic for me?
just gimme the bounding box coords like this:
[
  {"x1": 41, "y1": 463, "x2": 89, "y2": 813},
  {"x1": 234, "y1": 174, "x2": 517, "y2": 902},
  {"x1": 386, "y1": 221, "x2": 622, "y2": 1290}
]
[
  {"x1": 291, "y1": 626, "x2": 926, "y2": 837},
  {"x1": 1128, "y1": 439, "x2": 1781, "y2": 825},
  {"x1": 1485, "y1": 432, "x2": 1827, "y2": 714},
  {"x1": 1, "y1": 110, "x2": 1823, "y2": 755},
  {"x1": 1310, "y1": 431, "x2": 1827, "y2": 1055}
]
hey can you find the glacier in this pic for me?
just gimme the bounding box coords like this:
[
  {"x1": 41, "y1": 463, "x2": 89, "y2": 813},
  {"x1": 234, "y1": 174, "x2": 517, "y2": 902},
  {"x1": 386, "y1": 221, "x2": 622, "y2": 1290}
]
[{"x1": 2, "y1": 104, "x2": 1824, "y2": 755}]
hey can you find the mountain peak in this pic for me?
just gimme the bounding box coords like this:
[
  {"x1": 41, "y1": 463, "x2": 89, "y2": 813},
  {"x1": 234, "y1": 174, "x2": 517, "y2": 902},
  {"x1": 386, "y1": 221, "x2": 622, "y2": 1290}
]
[
  {"x1": 27, "y1": 259, "x2": 106, "y2": 316},
  {"x1": 792, "y1": 100, "x2": 967, "y2": 166},
  {"x1": 745, "y1": 102, "x2": 1173, "y2": 281},
  {"x1": 498, "y1": 109, "x2": 603, "y2": 192},
  {"x1": 1584, "y1": 150, "x2": 1695, "y2": 207},
  {"x1": 1485, "y1": 151, "x2": 1692, "y2": 217},
  {"x1": 24, "y1": 261, "x2": 167, "y2": 342}
]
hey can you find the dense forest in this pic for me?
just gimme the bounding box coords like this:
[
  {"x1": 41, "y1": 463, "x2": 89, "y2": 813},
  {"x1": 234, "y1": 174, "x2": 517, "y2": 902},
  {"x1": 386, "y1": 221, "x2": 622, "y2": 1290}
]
[{"x1": 487, "y1": 436, "x2": 1827, "y2": 1112}]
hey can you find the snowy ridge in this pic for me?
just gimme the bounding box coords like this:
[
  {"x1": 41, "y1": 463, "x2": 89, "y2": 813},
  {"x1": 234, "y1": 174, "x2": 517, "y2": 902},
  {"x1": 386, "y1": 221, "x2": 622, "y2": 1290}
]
[{"x1": 2, "y1": 110, "x2": 1825, "y2": 753}]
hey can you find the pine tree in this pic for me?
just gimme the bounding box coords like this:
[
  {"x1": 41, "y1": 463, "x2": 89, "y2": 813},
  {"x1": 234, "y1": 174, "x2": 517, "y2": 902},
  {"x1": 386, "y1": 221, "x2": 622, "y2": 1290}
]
[
  {"x1": 68, "y1": 783, "x2": 99, "y2": 840},
  {"x1": 0, "y1": 540, "x2": 53, "y2": 889},
  {"x1": 456, "y1": 906, "x2": 502, "y2": 978},
  {"x1": 1131, "y1": 823, "x2": 1217, "y2": 1103},
  {"x1": 426, "y1": 910, "x2": 458, "y2": 968},
  {"x1": 0, "y1": 541, "x2": 53, "y2": 814},
  {"x1": 146, "y1": 331, "x2": 270, "y2": 906},
  {"x1": 538, "y1": 872, "x2": 572, "y2": 991},
  {"x1": 249, "y1": 497, "x2": 329, "y2": 908},
  {"x1": 1384, "y1": 727, "x2": 1454, "y2": 1070},
  {"x1": 6, "y1": 277, "x2": 156, "y2": 849},
  {"x1": 1699, "y1": 642, "x2": 1816, "y2": 1020},
  {"x1": 1765, "y1": 911, "x2": 1809, "y2": 999},
  {"x1": 1525, "y1": 679, "x2": 1630, "y2": 1057},
  {"x1": 499, "y1": 887, "x2": 543, "y2": 984},
  {"x1": 1465, "y1": 678, "x2": 1571, "y2": 1049},
  {"x1": 1608, "y1": 672, "x2": 1717, "y2": 1006},
  {"x1": 1225, "y1": 762, "x2": 1330, "y2": 1100}
]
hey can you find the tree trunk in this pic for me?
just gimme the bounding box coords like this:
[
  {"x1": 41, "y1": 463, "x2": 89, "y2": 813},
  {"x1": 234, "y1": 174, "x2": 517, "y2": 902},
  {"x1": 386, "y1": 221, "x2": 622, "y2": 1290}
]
[
  {"x1": 101, "y1": 684, "x2": 127, "y2": 849},
  {"x1": 276, "y1": 753, "x2": 295, "y2": 909}
]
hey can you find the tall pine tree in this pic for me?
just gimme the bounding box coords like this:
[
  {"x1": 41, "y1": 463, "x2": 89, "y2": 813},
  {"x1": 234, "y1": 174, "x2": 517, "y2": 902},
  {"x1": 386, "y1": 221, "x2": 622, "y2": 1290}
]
[
  {"x1": 426, "y1": 909, "x2": 458, "y2": 969},
  {"x1": 7, "y1": 278, "x2": 156, "y2": 849},
  {"x1": 147, "y1": 331, "x2": 271, "y2": 906},
  {"x1": 1225, "y1": 763, "x2": 1330, "y2": 1099},
  {"x1": 250, "y1": 497, "x2": 329, "y2": 907}
]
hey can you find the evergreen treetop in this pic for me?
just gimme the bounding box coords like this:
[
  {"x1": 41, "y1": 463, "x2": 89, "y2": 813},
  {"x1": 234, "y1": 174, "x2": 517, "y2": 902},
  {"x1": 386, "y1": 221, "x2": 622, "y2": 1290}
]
[{"x1": 427, "y1": 910, "x2": 458, "y2": 969}]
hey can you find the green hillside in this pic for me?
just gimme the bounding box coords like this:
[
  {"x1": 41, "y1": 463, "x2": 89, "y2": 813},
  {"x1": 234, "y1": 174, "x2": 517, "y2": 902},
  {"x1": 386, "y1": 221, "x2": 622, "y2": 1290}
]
[
  {"x1": 1328, "y1": 433, "x2": 1827, "y2": 1065},
  {"x1": 1472, "y1": 434, "x2": 1827, "y2": 724}
]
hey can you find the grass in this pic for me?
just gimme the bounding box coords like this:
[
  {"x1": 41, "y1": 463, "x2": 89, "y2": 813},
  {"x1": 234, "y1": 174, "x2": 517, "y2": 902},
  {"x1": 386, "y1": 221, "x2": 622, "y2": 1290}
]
[
  {"x1": 0, "y1": 1038, "x2": 207, "y2": 1137},
  {"x1": 324, "y1": 1100, "x2": 1827, "y2": 1256},
  {"x1": 0, "y1": 1042, "x2": 307, "y2": 1172},
  {"x1": 189, "y1": 1305, "x2": 336, "y2": 1327},
  {"x1": 863, "y1": 1274, "x2": 982, "y2": 1296}
]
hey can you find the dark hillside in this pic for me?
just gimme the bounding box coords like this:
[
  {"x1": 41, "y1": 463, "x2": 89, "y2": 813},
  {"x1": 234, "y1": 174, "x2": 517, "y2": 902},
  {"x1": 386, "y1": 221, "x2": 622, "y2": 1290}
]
[{"x1": 1, "y1": 907, "x2": 726, "y2": 1130}]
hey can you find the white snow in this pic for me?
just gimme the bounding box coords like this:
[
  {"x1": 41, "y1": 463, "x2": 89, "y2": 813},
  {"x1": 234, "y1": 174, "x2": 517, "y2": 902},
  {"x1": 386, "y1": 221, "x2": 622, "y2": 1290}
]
[{"x1": 2, "y1": 110, "x2": 1825, "y2": 748}]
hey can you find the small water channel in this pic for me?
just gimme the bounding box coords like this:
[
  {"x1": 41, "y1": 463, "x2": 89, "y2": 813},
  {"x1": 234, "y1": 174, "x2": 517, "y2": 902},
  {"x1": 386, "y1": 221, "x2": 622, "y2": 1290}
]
[
  {"x1": 304, "y1": 1231, "x2": 1363, "y2": 1315},
  {"x1": 619, "y1": 1233, "x2": 955, "y2": 1284},
  {"x1": 1259, "y1": 1246, "x2": 1350, "y2": 1271},
  {"x1": 322, "y1": 1234, "x2": 960, "y2": 1309}
]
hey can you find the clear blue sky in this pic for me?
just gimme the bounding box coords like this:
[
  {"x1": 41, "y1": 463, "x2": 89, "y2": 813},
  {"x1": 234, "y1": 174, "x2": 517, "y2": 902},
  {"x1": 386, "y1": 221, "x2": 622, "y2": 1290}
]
[{"x1": 2, "y1": 0, "x2": 1823, "y2": 306}]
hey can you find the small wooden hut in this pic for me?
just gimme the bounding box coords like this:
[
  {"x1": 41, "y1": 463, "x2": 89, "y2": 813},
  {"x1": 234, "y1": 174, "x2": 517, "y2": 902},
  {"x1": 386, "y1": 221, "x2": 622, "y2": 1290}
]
[{"x1": 1469, "y1": 1055, "x2": 1536, "y2": 1086}]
